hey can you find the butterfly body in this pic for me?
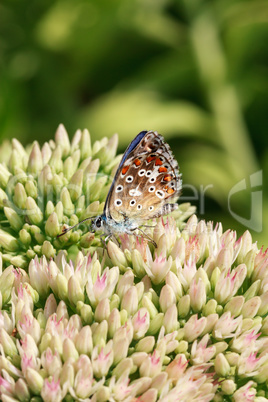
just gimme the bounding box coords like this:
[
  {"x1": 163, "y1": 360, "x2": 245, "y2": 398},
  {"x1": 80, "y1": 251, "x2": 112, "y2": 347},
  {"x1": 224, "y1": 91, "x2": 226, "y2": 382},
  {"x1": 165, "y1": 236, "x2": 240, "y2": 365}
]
[
  {"x1": 91, "y1": 213, "x2": 137, "y2": 236},
  {"x1": 90, "y1": 130, "x2": 182, "y2": 244}
]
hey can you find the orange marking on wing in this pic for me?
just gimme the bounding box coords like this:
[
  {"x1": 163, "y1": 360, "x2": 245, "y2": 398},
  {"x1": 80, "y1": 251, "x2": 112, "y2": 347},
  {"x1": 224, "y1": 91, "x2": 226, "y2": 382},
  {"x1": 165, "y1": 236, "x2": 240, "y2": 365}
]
[
  {"x1": 134, "y1": 159, "x2": 141, "y2": 166},
  {"x1": 159, "y1": 166, "x2": 167, "y2": 173},
  {"x1": 167, "y1": 188, "x2": 175, "y2": 194},
  {"x1": 155, "y1": 158, "x2": 163, "y2": 166},
  {"x1": 121, "y1": 166, "x2": 129, "y2": 175},
  {"x1": 146, "y1": 155, "x2": 156, "y2": 163},
  {"x1": 164, "y1": 174, "x2": 172, "y2": 182}
]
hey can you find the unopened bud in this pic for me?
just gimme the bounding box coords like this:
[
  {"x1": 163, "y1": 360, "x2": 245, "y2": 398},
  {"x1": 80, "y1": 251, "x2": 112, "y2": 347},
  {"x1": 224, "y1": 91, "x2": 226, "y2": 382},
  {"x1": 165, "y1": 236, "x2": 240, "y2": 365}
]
[
  {"x1": 45, "y1": 212, "x2": 60, "y2": 237},
  {"x1": 27, "y1": 142, "x2": 43, "y2": 175},
  {"x1": 215, "y1": 353, "x2": 230, "y2": 377}
]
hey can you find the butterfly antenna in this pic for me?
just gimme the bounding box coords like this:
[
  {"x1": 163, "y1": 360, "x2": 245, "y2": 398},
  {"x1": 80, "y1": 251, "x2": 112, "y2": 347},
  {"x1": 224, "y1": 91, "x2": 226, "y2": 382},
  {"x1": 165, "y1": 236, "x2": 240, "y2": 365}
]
[{"x1": 57, "y1": 216, "x2": 96, "y2": 238}]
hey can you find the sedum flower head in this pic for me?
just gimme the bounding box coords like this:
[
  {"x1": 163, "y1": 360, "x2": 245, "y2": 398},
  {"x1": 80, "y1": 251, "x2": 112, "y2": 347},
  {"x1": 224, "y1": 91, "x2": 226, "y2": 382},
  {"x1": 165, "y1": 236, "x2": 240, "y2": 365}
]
[{"x1": 0, "y1": 126, "x2": 267, "y2": 401}]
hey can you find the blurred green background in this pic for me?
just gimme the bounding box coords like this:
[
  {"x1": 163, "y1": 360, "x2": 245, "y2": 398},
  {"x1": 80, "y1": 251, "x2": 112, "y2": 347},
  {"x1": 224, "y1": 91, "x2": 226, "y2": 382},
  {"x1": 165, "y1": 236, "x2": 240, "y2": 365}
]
[{"x1": 0, "y1": 0, "x2": 267, "y2": 246}]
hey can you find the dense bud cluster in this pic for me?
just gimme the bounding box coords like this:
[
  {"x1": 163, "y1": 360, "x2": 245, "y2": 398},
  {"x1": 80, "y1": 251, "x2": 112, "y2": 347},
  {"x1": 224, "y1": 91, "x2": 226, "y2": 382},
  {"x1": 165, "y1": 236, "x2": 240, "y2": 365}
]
[{"x1": 0, "y1": 126, "x2": 267, "y2": 401}]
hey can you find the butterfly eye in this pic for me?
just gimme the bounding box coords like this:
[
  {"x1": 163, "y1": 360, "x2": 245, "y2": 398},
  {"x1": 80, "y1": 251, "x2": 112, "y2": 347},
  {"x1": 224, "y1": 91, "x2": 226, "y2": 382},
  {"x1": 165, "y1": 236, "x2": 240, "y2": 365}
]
[
  {"x1": 116, "y1": 185, "x2": 123, "y2": 193},
  {"x1": 130, "y1": 199, "x2": 136, "y2": 206},
  {"x1": 137, "y1": 204, "x2": 142, "y2": 210},
  {"x1": 149, "y1": 186, "x2": 155, "y2": 193},
  {"x1": 126, "y1": 175, "x2": 133, "y2": 183},
  {"x1": 138, "y1": 169, "x2": 146, "y2": 177},
  {"x1": 95, "y1": 217, "x2": 102, "y2": 228},
  {"x1": 115, "y1": 199, "x2": 122, "y2": 207}
]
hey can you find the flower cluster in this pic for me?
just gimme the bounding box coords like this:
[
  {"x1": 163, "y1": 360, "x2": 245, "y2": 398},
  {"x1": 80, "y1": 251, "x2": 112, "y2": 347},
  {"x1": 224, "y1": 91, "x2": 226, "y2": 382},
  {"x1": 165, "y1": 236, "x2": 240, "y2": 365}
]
[
  {"x1": 0, "y1": 125, "x2": 193, "y2": 269},
  {"x1": 0, "y1": 127, "x2": 267, "y2": 401}
]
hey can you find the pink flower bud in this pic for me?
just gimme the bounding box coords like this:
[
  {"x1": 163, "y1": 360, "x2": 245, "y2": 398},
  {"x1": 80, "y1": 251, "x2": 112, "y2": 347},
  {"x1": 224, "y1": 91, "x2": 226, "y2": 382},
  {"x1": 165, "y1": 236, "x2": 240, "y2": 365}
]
[
  {"x1": 109, "y1": 374, "x2": 133, "y2": 400},
  {"x1": 17, "y1": 310, "x2": 41, "y2": 344},
  {"x1": 86, "y1": 266, "x2": 119, "y2": 308},
  {"x1": 41, "y1": 348, "x2": 62, "y2": 377},
  {"x1": 191, "y1": 334, "x2": 216, "y2": 364},
  {"x1": 41, "y1": 377, "x2": 62, "y2": 402},
  {"x1": 73, "y1": 368, "x2": 93, "y2": 399},
  {"x1": 232, "y1": 380, "x2": 256, "y2": 402},
  {"x1": 44, "y1": 294, "x2": 57, "y2": 320},
  {"x1": 178, "y1": 255, "x2": 198, "y2": 292},
  {"x1": 0, "y1": 373, "x2": 15, "y2": 397},
  {"x1": 184, "y1": 314, "x2": 207, "y2": 342},
  {"x1": 171, "y1": 237, "x2": 185, "y2": 263},
  {"x1": 237, "y1": 351, "x2": 268, "y2": 377},
  {"x1": 215, "y1": 264, "x2": 247, "y2": 304},
  {"x1": 21, "y1": 353, "x2": 40, "y2": 376},
  {"x1": 121, "y1": 286, "x2": 139, "y2": 316},
  {"x1": 237, "y1": 231, "x2": 253, "y2": 264},
  {"x1": 132, "y1": 249, "x2": 147, "y2": 278},
  {"x1": 68, "y1": 275, "x2": 84, "y2": 305},
  {"x1": 132, "y1": 308, "x2": 150, "y2": 340},
  {"x1": 113, "y1": 333, "x2": 129, "y2": 365},
  {"x1": 213, "y1": 311, "x2": 242, "y2": 340},
  {"x1": 163, "y1": 304, "x2": 178, "y2": 333},
  {"x1": 92, "y1": 341, "x2": 114, "y2": 378},
  {"x1": 201, "y1": 313, "x2": 219, "y2": 336},
  {"x1": 62, "y1": 338, "x2": 79, "y2": 362},
  {"x1": 74, "y1": 326, "x2": 93, "y2": 355},
  {"x1": 158, "y1": 329, "x2": 179, "y2": 355},
  {"x1": 139, "y1": 350, "x2": 162, "y2": 378},
  {"x1": 189, "y1": 278, "x2": 207, "y2": 312},
  {"x1": 145, "y1": 253, "x2": 172, "y2": 285},
  {"x1": 165, "y1": 271, "x2": 183, "y2": 300},
  {"x1": 165, "y1": 354, "x2": 188, "y2": 383},
  {"x1": 95, "y1": 298, "x2": 111, "y2": 322},
  {"x1": 159, "y1": 284, "x2": 176, "y2": 313}
]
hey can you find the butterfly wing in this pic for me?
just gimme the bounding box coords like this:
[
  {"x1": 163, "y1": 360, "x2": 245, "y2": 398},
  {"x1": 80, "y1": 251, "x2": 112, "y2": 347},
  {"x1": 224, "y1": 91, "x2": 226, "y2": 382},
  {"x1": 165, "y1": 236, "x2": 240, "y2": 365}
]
[{"x1": 104, "y1": 130, "x2": 182, "y2": 224}]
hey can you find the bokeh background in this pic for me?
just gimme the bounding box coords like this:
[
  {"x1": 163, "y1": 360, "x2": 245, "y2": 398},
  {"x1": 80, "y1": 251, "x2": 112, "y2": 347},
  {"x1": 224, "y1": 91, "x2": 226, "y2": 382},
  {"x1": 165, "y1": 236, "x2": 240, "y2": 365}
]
[{"x1": 0, "y1": 0, "x2": 267, "y2": 246}]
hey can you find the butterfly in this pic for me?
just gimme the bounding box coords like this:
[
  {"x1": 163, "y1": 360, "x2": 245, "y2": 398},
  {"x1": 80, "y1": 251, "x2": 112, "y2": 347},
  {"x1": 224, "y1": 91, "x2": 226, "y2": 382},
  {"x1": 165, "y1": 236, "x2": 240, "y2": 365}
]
[{"x1": 59, "y1": 130, "x2": 182, "y2": 246}]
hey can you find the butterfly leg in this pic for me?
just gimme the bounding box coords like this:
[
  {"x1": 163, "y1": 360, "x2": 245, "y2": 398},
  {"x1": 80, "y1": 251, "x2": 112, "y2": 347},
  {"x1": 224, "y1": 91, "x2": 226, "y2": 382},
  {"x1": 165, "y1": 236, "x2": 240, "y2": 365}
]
[
  {"x1": 140, "y1": 224, "x2": 157, "y2": 228},
  {"x1": 100, "y1": 234, "x2": 106, "y2": 248},
  {"x1": 135, "y1": 228, "x2": 157, "y2": 248},
  {"x1": 110, "y1": 234, "x2": 120, "y2": 246},
  {"x1": 100, "y1": 233, "x2": 112, "y2": 248},
  {"x1": 100, "y1": 233, "x2": 119, "y2": 248}
]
